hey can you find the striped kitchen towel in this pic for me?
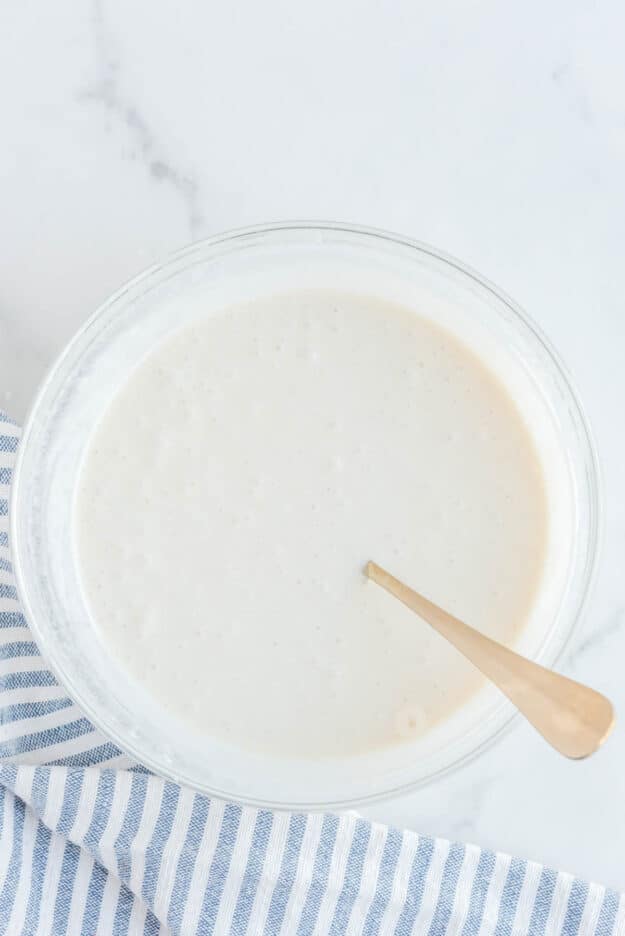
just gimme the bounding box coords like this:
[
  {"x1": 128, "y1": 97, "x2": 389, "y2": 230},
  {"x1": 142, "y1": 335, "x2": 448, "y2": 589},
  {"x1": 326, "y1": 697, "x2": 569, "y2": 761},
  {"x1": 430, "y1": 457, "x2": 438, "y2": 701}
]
[{"x1": 0, "y1": 414, "x2": 622, "y2": 935}]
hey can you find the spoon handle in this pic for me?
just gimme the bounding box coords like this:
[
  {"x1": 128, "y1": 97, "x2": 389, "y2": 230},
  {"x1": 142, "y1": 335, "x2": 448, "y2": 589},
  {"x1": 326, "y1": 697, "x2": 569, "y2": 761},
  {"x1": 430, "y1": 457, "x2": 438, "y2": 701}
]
[{"x1": 366, "y1": 561, "x2": 615, "y2": 759}]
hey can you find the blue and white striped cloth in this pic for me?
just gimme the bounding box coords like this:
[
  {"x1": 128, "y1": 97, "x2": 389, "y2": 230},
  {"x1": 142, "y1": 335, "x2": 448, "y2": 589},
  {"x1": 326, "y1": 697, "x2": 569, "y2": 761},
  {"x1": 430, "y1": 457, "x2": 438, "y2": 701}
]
[{"x1": 0, "y1": 414, "x2": 622, "y2": 935}]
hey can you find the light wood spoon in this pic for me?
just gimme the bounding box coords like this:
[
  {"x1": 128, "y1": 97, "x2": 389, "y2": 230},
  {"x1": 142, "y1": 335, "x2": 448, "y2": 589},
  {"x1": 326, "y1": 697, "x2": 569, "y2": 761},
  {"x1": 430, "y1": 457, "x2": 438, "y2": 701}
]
[{"x1": 366, "y1": 561, "x2": 615, "y2": 759}]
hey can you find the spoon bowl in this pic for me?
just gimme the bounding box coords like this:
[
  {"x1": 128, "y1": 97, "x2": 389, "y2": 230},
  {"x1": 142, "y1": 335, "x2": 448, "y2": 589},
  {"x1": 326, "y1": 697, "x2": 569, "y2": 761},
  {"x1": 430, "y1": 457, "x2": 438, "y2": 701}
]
[{"x1": 366, "y1": 561, "x2": 615, "y2": 759}]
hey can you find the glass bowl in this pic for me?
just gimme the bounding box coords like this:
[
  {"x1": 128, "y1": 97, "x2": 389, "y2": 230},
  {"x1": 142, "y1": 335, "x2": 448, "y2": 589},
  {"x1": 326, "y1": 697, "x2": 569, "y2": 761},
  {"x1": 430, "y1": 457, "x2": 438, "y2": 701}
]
[{"x1": 10, "y1": 222, "x2": 600, "y2": 810}]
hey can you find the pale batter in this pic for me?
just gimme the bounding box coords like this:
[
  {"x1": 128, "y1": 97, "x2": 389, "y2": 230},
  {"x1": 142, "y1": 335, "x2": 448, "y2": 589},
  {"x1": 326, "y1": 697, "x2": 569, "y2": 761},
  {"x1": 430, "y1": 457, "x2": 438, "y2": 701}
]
[{"x1": 75, "y1": 290, "x2": 548, "y2": 757}]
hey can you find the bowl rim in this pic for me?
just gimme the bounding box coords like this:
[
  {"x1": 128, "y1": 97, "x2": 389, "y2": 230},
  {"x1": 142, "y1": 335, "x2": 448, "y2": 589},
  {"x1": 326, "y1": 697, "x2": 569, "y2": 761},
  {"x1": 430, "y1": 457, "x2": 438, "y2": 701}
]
[{"x1": 10, "y1": 220, "x2": 603, "y2": 809}]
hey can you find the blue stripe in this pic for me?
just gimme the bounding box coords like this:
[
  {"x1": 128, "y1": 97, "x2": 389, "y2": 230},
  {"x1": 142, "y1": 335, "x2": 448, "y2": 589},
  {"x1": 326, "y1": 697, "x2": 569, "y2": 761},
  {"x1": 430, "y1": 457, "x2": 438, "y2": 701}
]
[
  {"x1": 0, "y1": 764, "x2": 18, "y2": 788},
  {"x1": 113, "y1": 883, "x2": 135, "y2": 936},
  {"x1": 562, "y1": 879, "x2": 589, "y2": 935},
  {"x1": 329, "y1": 820, "x2": 372, "y2": 935},
  {"x1": 142, "y1": 784, "x2": 180, "y2": 904},
  {"x1": 264, "y1": 812, "x2": 307, "y2": 936},
  {"x1": 230, "y1": 810, "x2": 274, "y2": 934},
  {"x1": 144, "y1": 908, "x2": 163, "y2": 935},
  {"x1": 0, "y1": 532, "x2": 8, "y2": 547},
  {"x1": 462, "y1": 851, "x2": 496, "y2": 936},
  {"x1": 30, "y1": 768, "x2": 51, "y2": 817},
  {"x1": 0, "y1": 435, "x2": 19, "y2": 453},
  {"x1": 57, "y1": 770, "x2": 87, "y2": 836},
  {"x1": 0, "y1": 468, "x2": 12, "y2": 485},
  {"x1": 0, "y1": 582, "x2": 17, "y2": 599},
  {"x1": 427, "y1": 842, "x2": 465, "y2": 936},
  {"x1": 0, "y1": 641, "x2": 39, "y2": 660},
  {"x1": 52, "y1": 841, "x2": 82, "y2": 934},
  {"x1": 0, "y1": 670, "x2": 57, "y2": 692},
  {"x1": 0, "y1": 556, "x2": 12, "y2": 571},
  {"x1": 84, "y1": 771, "x2": 117, "y2": 850},
  {"x1": 527, "y1": 867, "x2": 557, "y2": 936},
  {"x1": 167, "y1": 795, "x2": 210, "y2": 930},
  {"x1": 0, "y1": 611, "x2": 26, "y2": 629},
  {"x1": 0, "y1": 716, "x2": 93, "y2": 758},
  {"x1": 116, "y1": 773, "x2": 149, "y2": 884},
  {"x1": 0, "y1": 792, "x2": 25, "y2": 934},
  {"x1": 394, "y1": 836, "x2": 435, "y2": 935},
  {"x1": 362, "y1": 828, "x2": 403, "y2": 935},
  {"x1": 0, "y1": 698, "x2": 73, "y2": 724},
  {"x1": 22, "y1": 770, "x2": 52, "y2": 931},
  {"x1": 595, "y1": 890, "x2": 620, "y2": 936},
  {"x1": 296, "y1": 814, "x2": 340, "y2": 936},
  {"x1": 49, "y1": 741, "x2": 121, "y2": 767},
  {"x1": 197, "y1": 802, "x2": 242, "y2": 934},
  {"x1": 22, "y1": 821, "x2": 52, "y2": 934},
  {"x1": 82, "y1": 861, "x2": 109, "y2": 934},
  {"x1": 493, "y1": 857, "x2": 526, "y2": 936}
]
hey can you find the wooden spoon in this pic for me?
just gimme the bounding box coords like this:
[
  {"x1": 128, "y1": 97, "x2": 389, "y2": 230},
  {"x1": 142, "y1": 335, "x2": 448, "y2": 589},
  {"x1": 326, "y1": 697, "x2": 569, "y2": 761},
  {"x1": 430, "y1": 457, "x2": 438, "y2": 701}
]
[{"x1": 366, "y1": 561, "x2": 615, "y2": 759}]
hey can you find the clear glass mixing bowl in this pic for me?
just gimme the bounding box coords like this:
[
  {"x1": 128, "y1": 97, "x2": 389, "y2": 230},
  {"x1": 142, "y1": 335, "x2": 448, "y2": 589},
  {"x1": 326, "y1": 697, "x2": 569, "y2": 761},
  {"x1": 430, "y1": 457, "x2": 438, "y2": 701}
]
[{"x1": 11, "y1": 223, "x2": 600, "y2": 809}]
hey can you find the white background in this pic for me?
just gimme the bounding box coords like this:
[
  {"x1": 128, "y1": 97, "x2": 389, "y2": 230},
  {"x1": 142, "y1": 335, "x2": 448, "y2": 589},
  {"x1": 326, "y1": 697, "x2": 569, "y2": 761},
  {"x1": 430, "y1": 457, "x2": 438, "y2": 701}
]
[{"x1": 2, "y1": 0, "x2": 624, "y2": 889}]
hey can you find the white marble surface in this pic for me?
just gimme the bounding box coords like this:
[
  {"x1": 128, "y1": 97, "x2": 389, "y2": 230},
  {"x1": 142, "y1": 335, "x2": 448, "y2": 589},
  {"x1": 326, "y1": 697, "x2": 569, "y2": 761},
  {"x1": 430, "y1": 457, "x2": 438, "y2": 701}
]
[{"x1": 2, "y1": 0, "x2": 625, "y2": 890}]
